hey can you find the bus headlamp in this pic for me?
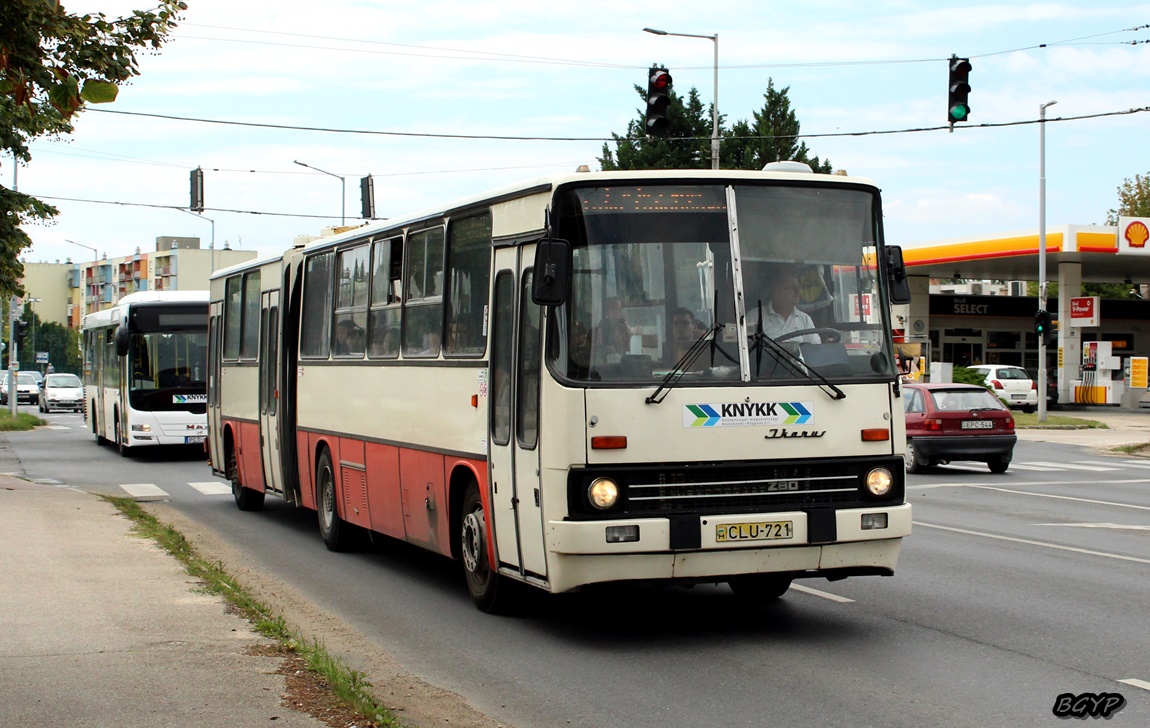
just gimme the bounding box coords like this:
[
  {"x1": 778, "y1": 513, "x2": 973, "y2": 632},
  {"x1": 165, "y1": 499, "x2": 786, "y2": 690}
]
[
  {"x1": 587, "y1": 478, "x2": 620, "y2": 510},
  {"x1": 865, "y1": 468, "x2": 893, "y2": 497}
]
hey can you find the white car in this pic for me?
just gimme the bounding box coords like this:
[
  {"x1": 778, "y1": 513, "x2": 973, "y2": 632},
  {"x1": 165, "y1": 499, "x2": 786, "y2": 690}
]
[
  {"x1": 38, "y1": 373, "x2": 84, "y2": 413},
  {"x1": 0, "y1": 373, "x2": 41, "y2": 405},
  {"x1": 967, "y1": 364, "x2": 1038, "y2": 413}
]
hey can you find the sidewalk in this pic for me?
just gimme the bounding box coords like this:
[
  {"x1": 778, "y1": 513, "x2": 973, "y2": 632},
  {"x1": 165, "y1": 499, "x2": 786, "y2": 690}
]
[
  {"x1": 1015, "y1": 405, "x2": 1150, "y2": 450},
  {"x1": 0, "y1": 476, "x2": 327, "y2": 728}
]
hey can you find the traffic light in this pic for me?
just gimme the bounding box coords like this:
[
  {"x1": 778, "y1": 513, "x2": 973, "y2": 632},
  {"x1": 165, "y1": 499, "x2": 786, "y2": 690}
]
[
  {"x1": 13, "y1": 319, "x2": 28, "y2": 347},
  {"x1": 360, "y1": 175, "x2": 375, "y2": 219},
  {"x1": 645, "y1": 66, "x2": 673, "y2": 136},
  {"x1": 1034, "y1": 309, "x2": 1052, "y2": 337},
  {"x1": 947, "y1": 56, "x2": 972, "y2": 124},
  {"x1": 190, "y1": 167, "x2": 204, "y2": 212}
]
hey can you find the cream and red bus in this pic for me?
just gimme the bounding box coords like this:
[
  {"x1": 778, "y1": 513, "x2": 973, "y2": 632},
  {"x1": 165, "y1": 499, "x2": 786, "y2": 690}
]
[{"x1": 208, "y1": 164, "x2": 913, "y2": 612}]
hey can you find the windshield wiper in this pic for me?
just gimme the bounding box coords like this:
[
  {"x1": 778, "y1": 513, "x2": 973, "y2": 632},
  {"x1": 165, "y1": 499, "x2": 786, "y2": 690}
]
[
  {"x1": 646, "y1": 322, "x2": 722, "y2": 405},
  {"x1": 749, "y1": 325, "x2": 846, "y2": 401}
]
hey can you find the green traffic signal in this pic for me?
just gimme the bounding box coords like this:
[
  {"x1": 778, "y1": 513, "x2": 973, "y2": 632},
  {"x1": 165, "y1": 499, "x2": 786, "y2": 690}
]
[
  {"x1": 949, "y1": 103, "x2": 970, "y2": 122},
  {"x1": 947, "y1": 56, "x2": 972, "y2": 124}
]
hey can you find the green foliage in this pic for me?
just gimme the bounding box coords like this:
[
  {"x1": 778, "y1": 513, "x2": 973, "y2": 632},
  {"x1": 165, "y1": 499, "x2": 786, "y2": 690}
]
[
  {"x1": 599, "y1": 76, "x2": 833, "y2": 173},
  {"x1": 0, "y1": 407, "x2": 44, "y2": 430},
  {"x1": 9, "y1": 303, "x2": 81, "y2": 373},
  {"x1": 1025, "y1": 281, "x2": 1140, "y2": 300},
  {"x1": 1106, "y1": 171, "x2": 1150, "y2": 225},
  {"x1": 951, "y1": 366, "x2": 990, "y2": 386},
  {"x1": 0, "y1": 0, "x2": 186, "y2": 296}
]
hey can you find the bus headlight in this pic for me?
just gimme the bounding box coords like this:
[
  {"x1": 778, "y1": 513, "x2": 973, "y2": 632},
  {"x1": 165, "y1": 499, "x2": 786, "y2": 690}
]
[
  {"x1": 865, "y1": 468, "x2": 893, "y2": 497},
  {"x1": 587, "y1": 478, "x2": 620, "y2": 510}
]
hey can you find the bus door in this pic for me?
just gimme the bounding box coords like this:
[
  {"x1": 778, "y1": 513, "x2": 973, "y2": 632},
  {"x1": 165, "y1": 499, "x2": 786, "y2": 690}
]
[
  {"x1": 487, "y1": 253, "x2": 548, "y2": 579},
  {"x1": 258, "y1": 290, "x2": 283, "y2": 495},
  {"x1": 207, "y1": 303, "x2": 223, "y2": 467}
]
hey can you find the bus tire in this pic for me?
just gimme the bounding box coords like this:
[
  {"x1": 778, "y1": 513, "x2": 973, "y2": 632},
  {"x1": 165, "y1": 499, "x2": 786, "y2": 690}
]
[
  {"x1": 727, "y1": 573, "x2": 793, "y2": 600},
  {"x1": 460, "y1": 482, "x2": 513, "y2": 613},
  {"x1": 229, "y1": 446, "x2": 264, "y2": 511},
  {"x1": 316, "y1": 448, "x2": 351, "y2": 551}
]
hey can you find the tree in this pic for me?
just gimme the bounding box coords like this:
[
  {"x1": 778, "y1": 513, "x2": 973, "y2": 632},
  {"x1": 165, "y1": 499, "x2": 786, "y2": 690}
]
[
  {"x1": 600, "y1": 85, "x2": 712, "y2": 170},
  {"x1": 599, "y1": 76, "x2": 832, "y2": 173},
  {"x1": 0, "y1": 0, "x2": 185, "y2": 297},
  {"x1": 722, "y1": 79, "x2": 832, "y2": 173},
  {"x1": 1106, "y1": 172, "x2": 1150, "y2": 225}
]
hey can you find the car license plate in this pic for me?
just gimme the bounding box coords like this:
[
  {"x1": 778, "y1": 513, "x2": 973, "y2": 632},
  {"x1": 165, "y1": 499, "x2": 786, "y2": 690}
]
[
  {"x1": 1011, "y1": 394, "x2": 1026, "y2": 400},
  {"x1": 962, "y1": 420, "x2": 994, "y2": 429},
  {"x1": 185, "y1": 436, "x2": 206, "y2": 444},
  {"x1": 716, "y1": 520, "x2": 793, "y2": 542}
]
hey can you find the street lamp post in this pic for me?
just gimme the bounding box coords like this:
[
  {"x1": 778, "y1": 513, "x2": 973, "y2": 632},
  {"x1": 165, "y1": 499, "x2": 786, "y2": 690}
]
[
  {"x1": 1038, "y1": 100, "x2": 1057, "y2": 423},
  {"x1": 643, "y1": 27, "x2": 719, "y2": 170},
  {"x1": 294, "y1": 160, "x2": 346, "y2": 227},
  {"x1": 65, "y1": 239, "x2": 100, "y2": 320},
  {"x1": 180, "y1": 209, "x2": 216, "y2": 272},
  {"x1": 26, "y1": 298, "x2": 41, "y2": 368}
]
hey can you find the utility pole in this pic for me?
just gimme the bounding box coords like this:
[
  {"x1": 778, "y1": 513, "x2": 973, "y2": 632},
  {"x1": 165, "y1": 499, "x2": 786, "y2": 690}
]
[{"x1": 7, "y1": 297, "x2": 17, "y2": 417}]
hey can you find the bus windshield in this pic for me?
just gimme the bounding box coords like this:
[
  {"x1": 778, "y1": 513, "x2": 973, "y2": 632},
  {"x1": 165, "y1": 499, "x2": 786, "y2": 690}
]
[
  {"x1": 550, "y1": 182, "x2": 897, "y2": 385},
  {"x1": 127, "y1": 329, "x2": 208, "y2": 411}
]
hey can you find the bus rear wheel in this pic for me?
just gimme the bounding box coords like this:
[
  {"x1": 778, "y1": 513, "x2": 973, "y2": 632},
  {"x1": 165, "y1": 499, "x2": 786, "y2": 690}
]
[
  {"x1": 461, "y1": 482, "x2": 514, "y2": 613},
  {"x1": 316, "y1": 449, "x2": 351, "y2": 551},
  {"x1": 230, "y1": 446, "x2": 264, "y2": 511}
]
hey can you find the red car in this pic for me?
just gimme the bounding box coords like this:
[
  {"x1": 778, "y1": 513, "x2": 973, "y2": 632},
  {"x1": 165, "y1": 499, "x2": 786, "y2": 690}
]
[{"x1": 902, "y1": 382, "x2": 1017, "y2": 474}]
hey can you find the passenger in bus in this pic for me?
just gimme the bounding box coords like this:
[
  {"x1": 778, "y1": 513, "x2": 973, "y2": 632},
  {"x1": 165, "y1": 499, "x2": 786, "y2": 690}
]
[
  {"x1": 796, "y1": 264, "x2": 834, "y2": 328},
  {"x1": 594, "y1": 297, "x2": 632, "y2": 360},
  {"x1": 757, "y1": 271, "x2": 819, "y2": 344},
  {"x1": 333, "y1": 319, "x2": 355, "y2": 355},
  {"x1": 670, "y1": 307, "x2": 708, "y2": 366}
]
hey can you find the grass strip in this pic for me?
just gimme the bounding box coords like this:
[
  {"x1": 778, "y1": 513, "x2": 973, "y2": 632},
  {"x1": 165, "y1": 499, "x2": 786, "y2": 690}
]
[
  {"x1": 0, "y1": 409, "x2": 45, "y2": 431},
  {"x1": 103, "y1": 495, "x2": 400, "y2": 727}
]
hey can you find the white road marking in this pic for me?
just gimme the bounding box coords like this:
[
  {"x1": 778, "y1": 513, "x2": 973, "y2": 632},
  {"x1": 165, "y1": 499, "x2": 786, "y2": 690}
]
[
  {"x1": 1076, "y1": 460, "x2": 1150, "y2": 469},
  {"x1": 118, "y1": 483, "x2": 168, "y2": 498},
  {"x1": 45, "y1": 425, "x2": 71, "y2": 431},
  {"x1": 1032, "y1": 522, "x2": 1150, "y2": 531},
  {"x1": 1022, "y1": 461, "x2": 1119, "y2": 472},
  {"x1": 791, "y1": 584, "x2": 855, "y2": 603},
  {"x1": 1119, "y1": 678, "x2": 1150, "y2": 691},
  {"x1": 965, "y1": 485, "x2": 1150, "y2": 512},
  {"x1": 1008, "y1": 463, "x2": 1063, "y2": 472},
  {"x1": 914, "y1": 521, "x2": 1150, "y2": 565},
  {"x1": 188, "y1": 481, "x2": 232, "y2": 495},
  {"x1": 1119, "y1": 460, "x2": 1150, "y2": 469}
]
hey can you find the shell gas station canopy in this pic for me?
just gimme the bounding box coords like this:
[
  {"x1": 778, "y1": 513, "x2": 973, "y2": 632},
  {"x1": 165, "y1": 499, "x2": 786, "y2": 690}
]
[{"x1": 896, "y1": 217, "x2": 1150, "y2": 407}]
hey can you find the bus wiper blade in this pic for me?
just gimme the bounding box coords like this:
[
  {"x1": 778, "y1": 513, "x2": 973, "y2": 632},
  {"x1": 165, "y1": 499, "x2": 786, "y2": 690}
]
[
  {"x1": 646, "y1": 322, "x2": 722, "y2": 405},
  {"x1": 751, "y1": 332, "x2": 846, "y2": 401}
]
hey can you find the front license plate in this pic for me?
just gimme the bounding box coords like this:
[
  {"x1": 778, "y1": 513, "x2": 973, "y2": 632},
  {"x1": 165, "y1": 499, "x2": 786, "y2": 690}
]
[
  {"x1": 716, "y1": 520, "x2": 793, "y2": 543},
  {"x1": 185, "y1": 435, "x2": 206, "y2": 444},
  {"x1": 961, "y1": 419, "x2": 994, "y2": 429}
]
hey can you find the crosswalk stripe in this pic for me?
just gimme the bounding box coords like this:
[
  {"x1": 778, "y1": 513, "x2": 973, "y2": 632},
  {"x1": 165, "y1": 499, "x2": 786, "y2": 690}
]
[
  {"x1": 188, "y1": 481, "x2": 232, "y2": 495},
  {"x1": 1008, "y1": 463, "x2": 1063, "y2": 471},
  {"x1": 1020, "y1": 461, "x2": 1120, "y2": 472},
  {"x1": 119, "y1": 483, "x2": 168, "y2": 498}
]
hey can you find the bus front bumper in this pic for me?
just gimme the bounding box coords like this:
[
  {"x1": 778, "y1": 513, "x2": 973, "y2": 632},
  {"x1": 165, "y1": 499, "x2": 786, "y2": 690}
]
[{"x1": 541, "y1": 503, "x2": 911, "y2": 593}]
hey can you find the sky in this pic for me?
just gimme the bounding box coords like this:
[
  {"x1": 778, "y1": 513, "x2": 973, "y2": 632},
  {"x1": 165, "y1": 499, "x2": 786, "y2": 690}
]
[{"x1": 10, "y1": 1, "x2": 1150, "y2": 268}]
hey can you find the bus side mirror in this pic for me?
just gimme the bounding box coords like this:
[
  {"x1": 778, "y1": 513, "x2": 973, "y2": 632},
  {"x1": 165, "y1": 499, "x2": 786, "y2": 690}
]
[
  {"x1": 886, "y1": 245, "x2": 911, "y2": 305},
  {"x1": 114, "y1": 324, "x2": 129, "y2": 357},
  {"x1": 532, "y1": 237, "x2": 571, "y2": 306}
]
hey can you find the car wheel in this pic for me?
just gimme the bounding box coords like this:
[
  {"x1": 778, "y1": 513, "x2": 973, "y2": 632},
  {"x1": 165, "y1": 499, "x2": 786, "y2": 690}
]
[
  {"x1": 728, "y1": 573, "x2": 793, "y2": 600},
  {"x1": 905, "y1": 439, "x2": 926, "y2": 474},
  {"x1": 1021, "y1": 405, "x2": 1036, "y2": 414},
  {"x1": 988, "y1": 457, "x2": 1010, "y2": 474}
]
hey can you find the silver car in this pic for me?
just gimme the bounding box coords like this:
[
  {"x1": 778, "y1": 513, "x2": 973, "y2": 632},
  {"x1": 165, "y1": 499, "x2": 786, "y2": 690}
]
[{"x1": 38, "y1": 373, "x2": 84, "y2": 413}]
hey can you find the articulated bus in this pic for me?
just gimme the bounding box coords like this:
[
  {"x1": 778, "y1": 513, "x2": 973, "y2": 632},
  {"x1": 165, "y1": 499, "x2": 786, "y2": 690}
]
[
  {"x1": 83, "y1": 291, "x2": 210, "y2": 455},
  {"x1": 208, "y1": 164, "x2": 914, "y2": 613}
]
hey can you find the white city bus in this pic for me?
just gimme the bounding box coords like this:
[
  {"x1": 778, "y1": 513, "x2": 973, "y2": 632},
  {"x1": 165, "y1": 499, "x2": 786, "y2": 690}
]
[
  {"x1": 209, "y1": 165, "x2": 914, "y2": 612},
  {"x1": 83, "y1": 291, "x2": 209, "y2": 455}
]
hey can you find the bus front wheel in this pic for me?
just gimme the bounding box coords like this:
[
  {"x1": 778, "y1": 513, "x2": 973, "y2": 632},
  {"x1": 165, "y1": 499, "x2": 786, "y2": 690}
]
[
  {"x1": 316, "y1": 449, "x2": 351, "y2": 551},
  {"x1": 461, "y1": 482, "x2": 515, "y2": 613}
]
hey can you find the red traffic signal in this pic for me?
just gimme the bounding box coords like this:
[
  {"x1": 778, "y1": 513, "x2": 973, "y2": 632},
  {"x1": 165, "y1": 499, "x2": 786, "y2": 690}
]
[{"x1": 645, "y1": 67, "x2": 673, "y2": 136}]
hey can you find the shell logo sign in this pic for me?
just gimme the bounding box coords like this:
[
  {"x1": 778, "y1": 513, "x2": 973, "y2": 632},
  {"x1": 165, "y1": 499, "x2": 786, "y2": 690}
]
[{"x1": 1119, "y1": 217, "x2": 1150, "y2": 254}]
